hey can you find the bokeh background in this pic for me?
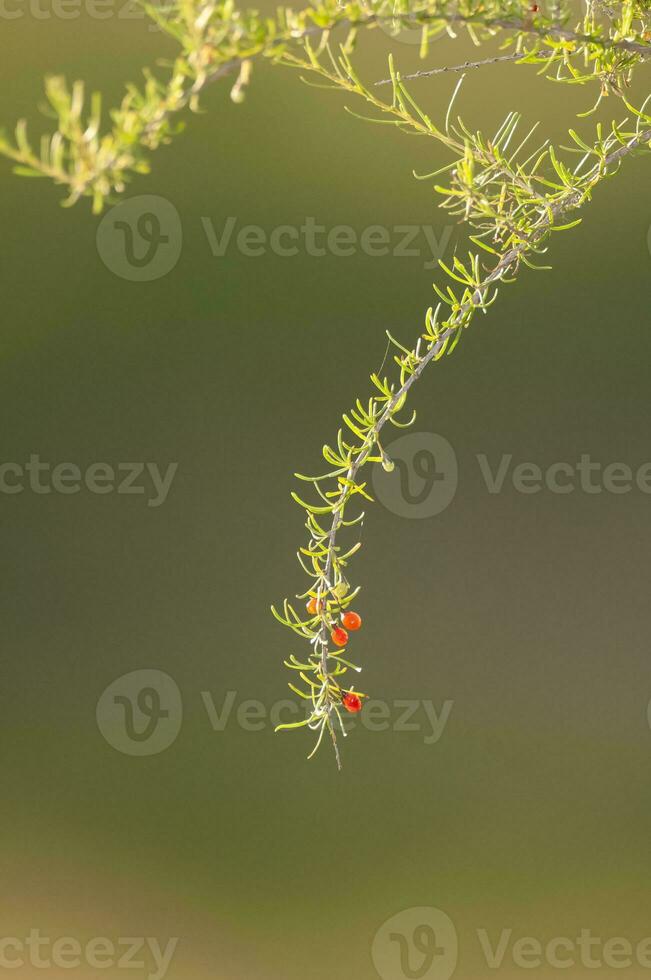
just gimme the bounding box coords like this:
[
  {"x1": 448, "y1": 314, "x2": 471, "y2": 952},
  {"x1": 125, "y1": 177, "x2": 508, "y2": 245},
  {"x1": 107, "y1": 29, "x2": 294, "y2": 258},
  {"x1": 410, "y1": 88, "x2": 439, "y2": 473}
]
[{"x1": 1, "y1": 6, "x2": 651, "y2": 979}]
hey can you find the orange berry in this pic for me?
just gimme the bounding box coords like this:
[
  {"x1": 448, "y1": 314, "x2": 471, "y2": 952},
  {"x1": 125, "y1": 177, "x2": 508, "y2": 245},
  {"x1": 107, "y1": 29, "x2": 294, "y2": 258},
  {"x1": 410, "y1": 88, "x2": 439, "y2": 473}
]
[
  {"x1": 306, "y1": 597, "x2": 319, "y2": 616},
  {"x1": 342, "y1": 611, "x2": 362, "y2": 631},
  {"x1": 342, "y1": 692, "x2": 362, "y2": 713},
  {"x1": 331, "y1": 627, "x2": 348, "y2": 647}
]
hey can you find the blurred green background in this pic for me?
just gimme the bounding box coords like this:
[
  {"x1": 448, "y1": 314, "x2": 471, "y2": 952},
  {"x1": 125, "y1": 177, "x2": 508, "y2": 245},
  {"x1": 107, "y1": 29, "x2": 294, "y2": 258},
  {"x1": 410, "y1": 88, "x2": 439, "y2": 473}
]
[{"x1": 1, "y1": 7, "x2": 651, "y2": 979}]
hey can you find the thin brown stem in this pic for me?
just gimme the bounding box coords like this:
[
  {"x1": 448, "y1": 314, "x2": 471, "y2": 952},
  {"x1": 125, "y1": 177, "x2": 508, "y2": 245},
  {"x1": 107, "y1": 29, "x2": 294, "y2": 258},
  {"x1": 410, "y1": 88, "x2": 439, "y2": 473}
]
[{"x1": 375, "y1": 53, "x2": 522, "y2": 85}]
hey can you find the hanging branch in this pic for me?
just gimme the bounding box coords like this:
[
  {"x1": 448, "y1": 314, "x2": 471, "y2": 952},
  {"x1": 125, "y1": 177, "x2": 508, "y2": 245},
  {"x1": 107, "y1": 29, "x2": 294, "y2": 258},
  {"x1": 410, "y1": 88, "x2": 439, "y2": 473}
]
[
  {"x1": 0, "y1": 0, "x2": 649, "y2": 766},
  {"x1": 271, "y1": 41, "x2": 651, "y2": 764}
]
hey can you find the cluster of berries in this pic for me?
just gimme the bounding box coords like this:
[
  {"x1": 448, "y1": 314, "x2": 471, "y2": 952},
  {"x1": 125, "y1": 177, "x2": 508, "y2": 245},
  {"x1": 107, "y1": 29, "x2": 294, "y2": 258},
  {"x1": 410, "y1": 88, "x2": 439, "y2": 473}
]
[
  {"x1": 330, "y1": 611, "x2": 362, "y2": 648},
  {"x1": 306, "y1": 596, "x2": 364, "y2": 713}
]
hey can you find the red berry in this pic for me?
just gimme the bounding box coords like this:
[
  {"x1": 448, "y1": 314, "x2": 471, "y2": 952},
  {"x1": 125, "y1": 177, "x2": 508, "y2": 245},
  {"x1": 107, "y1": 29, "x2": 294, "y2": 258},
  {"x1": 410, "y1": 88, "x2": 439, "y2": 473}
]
[
  {"x1": 331, "y1": 627, "x2": 348, "y2": 647},
  {"x1": 342, "y1": 611, "x2": 362, "y2": 631},
  {"x1": 342, "y1": 692, "x2": 362, "y2": 713},
  {"x1": 306, "y1": 597, "x2": 319, "y2": 616}
]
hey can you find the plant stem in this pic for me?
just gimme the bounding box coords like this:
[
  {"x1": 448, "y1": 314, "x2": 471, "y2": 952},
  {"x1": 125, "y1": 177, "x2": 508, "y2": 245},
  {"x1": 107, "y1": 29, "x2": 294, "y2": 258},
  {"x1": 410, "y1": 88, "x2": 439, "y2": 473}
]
[{"x1": 316, "y1": 124, "x2": 651, "y2": 766}]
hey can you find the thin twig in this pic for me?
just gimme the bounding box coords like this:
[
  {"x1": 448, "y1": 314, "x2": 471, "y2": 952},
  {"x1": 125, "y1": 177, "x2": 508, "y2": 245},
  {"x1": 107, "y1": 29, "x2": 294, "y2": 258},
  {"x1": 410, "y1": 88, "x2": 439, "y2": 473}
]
[
  {"x1": 316, "y1": 125, "x2": 651, "y2": 766},
  {"x1": 375, "y1": 52, "x2": 522, "y2": 85}
]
